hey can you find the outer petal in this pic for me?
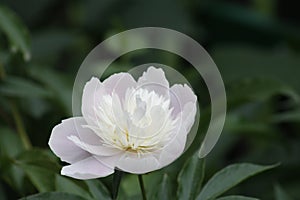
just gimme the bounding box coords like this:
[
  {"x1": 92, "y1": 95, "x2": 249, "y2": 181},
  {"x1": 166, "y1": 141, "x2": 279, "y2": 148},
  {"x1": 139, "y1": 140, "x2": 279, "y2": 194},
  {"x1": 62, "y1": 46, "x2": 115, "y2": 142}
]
[
  {"x1": 137, "y1": 66, "x2": 170, "y2": 98},
  {"x1": 170, "y1": 84, "x2": 197, "y2": 116},
  {"x1": 116, "y1": 153, "x2": 160, "y2": 174},
  {"x1": 170, "y1": 84, "x2": 197, "y2": 136},
  {"x1": 158, "y1": 102, "x2": 197, "y2": 167},
  {"x1": 61, "y1": 156, "x2": 114, "y2": 179},
  {"x1": 181, "y1": 102, "x2": 197, "y2": 133},
  {"x1": 81, "y1": 77, "x2": 107, "y2": 126},
  {"x1": 103, "y1": 72, "x2": 136, "y2": 99},
  {"x1": 49, "y1": 117, "x2": 92, "y2": 163},
  {"x1": 68, "y1": 135, "x2": 122, "y2": 156},
  {"x1": 158, "y1": 125, "x2": 187, "y2": 167}
]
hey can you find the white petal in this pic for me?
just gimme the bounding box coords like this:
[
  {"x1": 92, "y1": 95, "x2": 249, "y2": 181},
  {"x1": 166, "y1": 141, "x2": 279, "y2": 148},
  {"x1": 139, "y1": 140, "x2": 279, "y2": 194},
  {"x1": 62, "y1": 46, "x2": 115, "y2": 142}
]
[
  {"x1": 131, "y1": 96, "x2": 147, "y2": 122},
  {"x1": 103, "y1": 72, "x2": 136, "y2": 99},
  {"x1": 95, "y1": 153, "x2": 123, "y2": 169},
  {"x1": 137, "y1": 66, "x2": 169, "y2": 98},
  {"x1": 181, "y1": 102, "x2": 197, "y2": 133},
  {"x1": 61, "y1": 156, "x2": 114, "y2": 179},
  {"x1": 128, "y1": 106, "x2": 165, "y2": 140},
  {"x1": 81, "y1": 77, "x2": 107, "y2": 126},
  {"x1": 158, "y1": 126, "x2": 187, "y2": 167},
  {"x1": 49, "y1": 117, "x2": 91, "y2": 163},
  {"x1": 170, "y1": 84, "x2": 197, "y2": 116},
  {"x1": 68, "y1": 135, "x2": 121, "y2": 156},
  {"x1": 111, "y1": 92, "x2": 127, "y2": 131},
  {"x1": 148, "y1": 106, "x2": 168, "y2": 131},
  {"x1": 116, "y1": 152, "x2": 160, "y2": 174}
]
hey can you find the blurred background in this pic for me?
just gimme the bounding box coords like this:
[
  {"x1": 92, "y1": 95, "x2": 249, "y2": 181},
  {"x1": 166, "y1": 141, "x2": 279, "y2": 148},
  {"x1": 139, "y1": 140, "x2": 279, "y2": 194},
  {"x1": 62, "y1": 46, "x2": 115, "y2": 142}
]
[{"x1": 0, "y1": 0, "x2": 299, "y2": 199}]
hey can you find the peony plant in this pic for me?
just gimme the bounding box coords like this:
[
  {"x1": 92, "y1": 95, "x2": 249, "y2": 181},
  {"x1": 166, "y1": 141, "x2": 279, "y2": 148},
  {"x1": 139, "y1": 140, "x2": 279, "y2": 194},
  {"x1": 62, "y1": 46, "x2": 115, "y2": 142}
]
[
  {"x1": 49, "y1": 66, "x2": 197, "y2": 179},
  {"x1": 47, "y1": 67, "x2": 276, "y2": 200}
]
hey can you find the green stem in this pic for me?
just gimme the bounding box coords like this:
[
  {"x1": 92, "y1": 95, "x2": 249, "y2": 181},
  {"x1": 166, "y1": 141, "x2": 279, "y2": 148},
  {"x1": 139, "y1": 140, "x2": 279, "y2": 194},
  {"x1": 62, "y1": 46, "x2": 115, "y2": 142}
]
[
  {"x1": 138, "y1": 174, "x2": 147, "y2": 200},
  {"x1": 10, "y1": 102, "x2": 31, "y2": 149},
  {"x1": 112, "y1": 169, "x2": 123, "y2": 200}
]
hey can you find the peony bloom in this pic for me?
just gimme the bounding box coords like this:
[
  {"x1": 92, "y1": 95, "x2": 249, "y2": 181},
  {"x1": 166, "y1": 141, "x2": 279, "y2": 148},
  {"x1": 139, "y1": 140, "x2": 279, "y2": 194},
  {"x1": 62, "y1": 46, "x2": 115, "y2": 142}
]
[{"x1": 49, "y1": 67, "x2": 197, "y2": 179}]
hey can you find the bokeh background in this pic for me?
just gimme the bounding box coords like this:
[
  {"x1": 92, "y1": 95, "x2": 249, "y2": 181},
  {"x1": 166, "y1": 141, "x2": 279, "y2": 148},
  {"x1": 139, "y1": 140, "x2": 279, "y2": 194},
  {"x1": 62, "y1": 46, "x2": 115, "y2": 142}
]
[{"x1": 0, "y1": 0, "x2": 299, "y2": 199}]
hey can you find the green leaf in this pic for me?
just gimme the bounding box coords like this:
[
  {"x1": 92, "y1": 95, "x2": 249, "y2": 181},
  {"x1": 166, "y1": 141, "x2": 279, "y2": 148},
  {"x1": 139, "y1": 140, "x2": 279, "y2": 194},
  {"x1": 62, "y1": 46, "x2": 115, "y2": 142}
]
[
  {"x1": 86, "y1": 180, "x2": 111, "y2": 200},
  {"x1": 0, "y1": 127, "x2": 26, "y2": 193},
  {"x1": 177, "y1": 154, "x2": 205, "y2": 200},
  {"x1": 274, "y1": 184, "x2": 294, "y2": 200},
  {"x1": 142, "y1": 171, "x2": 163, "y2": 199},
  {"x1": 20, "y1": 192, "x2": 86, "y2": 200},
  {"x1": 0, "y1": 5, "x2": 31, "y2": 61},
  {"x1": 21, "y1": 164, "x2": 55, "y2": 192},
  {"x1": 55, "y1": 175, "x2": 93, "y2": 200},
  {"x1": 120, "y1": 174, "x2": 139, "y2": 198},
  {"x1": 16, "y1": 148, "x2": 60, "y2": 171},
  {"x1": 216, "y1": 196, "x2": 259, "y2": 200},
  {"x1": 0, "y1": 127, "x2": 24, "y2": 158},
  {"x1": 5, "y1": 148, "x2": 59, "y2": 194},
  {"x1": 1, "y1": 164, "x2": 25, "y2": 195},
  {"x1": 196, "y1": 163, "x2": 278, "y2": 200},
  {"x1": 0, "y1": 76, "x2": 52, "y2": 98},
  {"x1": 153, "y1": 174, "x2": 172, "y2": 200}
]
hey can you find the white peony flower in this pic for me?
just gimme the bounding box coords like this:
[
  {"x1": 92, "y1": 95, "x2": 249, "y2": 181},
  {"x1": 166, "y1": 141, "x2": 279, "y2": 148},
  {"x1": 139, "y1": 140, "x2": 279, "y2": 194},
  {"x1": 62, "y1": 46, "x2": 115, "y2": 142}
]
[{"x1": 49, "y1": 66, "x2": 197, "y2": 179}]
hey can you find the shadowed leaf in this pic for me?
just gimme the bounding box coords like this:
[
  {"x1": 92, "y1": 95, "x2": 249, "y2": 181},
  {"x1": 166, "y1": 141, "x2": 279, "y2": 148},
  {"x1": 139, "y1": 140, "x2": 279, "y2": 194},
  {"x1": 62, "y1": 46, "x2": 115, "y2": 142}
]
[{"x1": 196, "y1": 163, "x2": 278, "y2": 200}]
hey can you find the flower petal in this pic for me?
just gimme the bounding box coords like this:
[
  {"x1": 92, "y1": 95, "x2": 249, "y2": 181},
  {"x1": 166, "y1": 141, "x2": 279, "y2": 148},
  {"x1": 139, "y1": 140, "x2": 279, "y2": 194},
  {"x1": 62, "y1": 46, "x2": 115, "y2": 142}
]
[
  {"x1": 111, "y1": 92, "x2": 127, "y2": 132},
  {"x1": 48, "y1": 117, "x2": 92, "y2": 163},
  {"x1": 81, "y1": 77, "x2": 107, "y2": 126},
  {"x1": 103, "y1": 72, "x2": 136, "y2": 99},
  {"x1": 158, "y1": 125, "x2": 187, "y2": 167},
  {"x1": 95, "y1": 153, "x2": 123, "y2": 169},
  {"x1": 137, "y1": 66, "x2": 169, "y2": 98},
  {"x1": 61, "y1": 156, "x2": 114, "y2": 179},
  {"x1": 116, "y1": 152, "x2": 160, "y2": 174},
  {"x1": 158, "y1": 102, "x2": 197, "y2": 167},
  {"x1": 68, "y1": 135, "x2": 122, "y2": 156},
  {"x1": 170, "y1": 84, "x2": 197, "y2": 116},
  {"x1": 181, "y1": 102, "x2": 197, "y2": 133}
]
